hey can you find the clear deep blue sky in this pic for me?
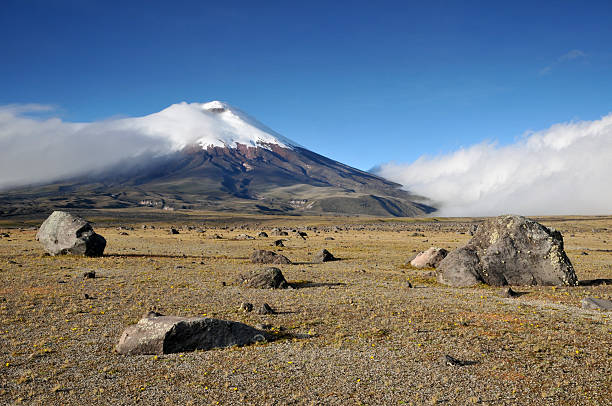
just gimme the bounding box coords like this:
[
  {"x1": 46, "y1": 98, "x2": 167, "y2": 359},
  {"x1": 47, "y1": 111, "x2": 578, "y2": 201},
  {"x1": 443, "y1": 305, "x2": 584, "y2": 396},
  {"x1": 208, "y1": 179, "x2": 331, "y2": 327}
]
[{"x1": 2, "y1": 0, "x2": 612, "y2": 170}]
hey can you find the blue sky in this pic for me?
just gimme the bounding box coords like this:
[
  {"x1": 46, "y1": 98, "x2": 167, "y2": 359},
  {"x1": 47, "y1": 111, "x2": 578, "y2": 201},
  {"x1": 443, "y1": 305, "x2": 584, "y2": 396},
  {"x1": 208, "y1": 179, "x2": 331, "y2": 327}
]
[{"x1": 2, "y1": 0, "x2": 612, "y2": 171}]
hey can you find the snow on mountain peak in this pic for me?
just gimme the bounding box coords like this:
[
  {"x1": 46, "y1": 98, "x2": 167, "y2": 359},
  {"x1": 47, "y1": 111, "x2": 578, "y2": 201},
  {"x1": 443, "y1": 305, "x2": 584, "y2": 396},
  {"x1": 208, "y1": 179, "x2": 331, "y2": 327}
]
[{"x1": 126, "y1": 101, "x2": 299, "y2": 151}]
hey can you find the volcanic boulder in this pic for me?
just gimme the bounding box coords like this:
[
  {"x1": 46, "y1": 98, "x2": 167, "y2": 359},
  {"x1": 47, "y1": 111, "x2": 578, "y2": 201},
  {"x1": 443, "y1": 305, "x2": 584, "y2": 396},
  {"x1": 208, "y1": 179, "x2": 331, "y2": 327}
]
[
  {"x1": 409, "y1": 247, "x2": 448, "y2": 268},
  {"x1": 437, "y1": 215, "x2": 577, "y2": 287},
  {"x1": 36, "y1": 211, "x2": 106, "y2": 257},
  {"x1": 250, "y1": 250, "x2": 292, "y2": 265},
  {"x1": 313, "y1": 249, "x2": 336, "y2": 263},
  {"x1": 238, "y1": 267, "x2": 290, "y2": 289},
  {"x1": 115, "y1": 312, "x2": 268, "y2": 355}
]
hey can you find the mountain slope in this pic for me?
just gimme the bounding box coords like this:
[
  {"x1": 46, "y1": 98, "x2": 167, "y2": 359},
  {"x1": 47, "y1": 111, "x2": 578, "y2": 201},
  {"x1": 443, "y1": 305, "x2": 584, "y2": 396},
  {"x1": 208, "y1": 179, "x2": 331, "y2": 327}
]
[{"x1": 0, "y1": 101, "x2": 435, "y2": 217}]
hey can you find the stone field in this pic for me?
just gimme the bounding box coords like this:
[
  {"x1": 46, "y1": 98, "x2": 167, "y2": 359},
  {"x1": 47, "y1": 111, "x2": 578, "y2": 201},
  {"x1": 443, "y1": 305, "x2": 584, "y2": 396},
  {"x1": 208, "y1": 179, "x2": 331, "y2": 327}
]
[{"x1": 0, "y1": 211, "x2": 610, "y2": 405}]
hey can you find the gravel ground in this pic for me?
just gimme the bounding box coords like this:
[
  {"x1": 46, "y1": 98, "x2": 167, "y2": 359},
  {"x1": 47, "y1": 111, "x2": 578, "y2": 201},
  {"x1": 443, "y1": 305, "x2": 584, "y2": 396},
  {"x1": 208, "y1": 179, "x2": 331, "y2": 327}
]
[{"x1": 0, "y1": 214, "x2": 610, "y2": 405}]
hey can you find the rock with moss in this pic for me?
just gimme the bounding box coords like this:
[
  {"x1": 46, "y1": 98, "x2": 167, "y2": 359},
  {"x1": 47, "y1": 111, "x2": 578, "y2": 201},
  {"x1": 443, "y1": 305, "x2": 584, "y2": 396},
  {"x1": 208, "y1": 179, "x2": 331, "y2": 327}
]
[
  {"x1": 437, "y1": 215, "x2": 577, "y2": 287},
  {"x1": 36, "y1": 211, "x2": 106, "y2": 257}
]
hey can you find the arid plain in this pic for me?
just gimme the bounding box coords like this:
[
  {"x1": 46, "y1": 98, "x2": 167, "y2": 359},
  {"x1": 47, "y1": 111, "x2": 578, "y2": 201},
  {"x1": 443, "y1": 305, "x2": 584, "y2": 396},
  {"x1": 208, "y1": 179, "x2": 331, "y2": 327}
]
[{"x1": 1, "y1": 210, "x2": 610, "y2": 405}]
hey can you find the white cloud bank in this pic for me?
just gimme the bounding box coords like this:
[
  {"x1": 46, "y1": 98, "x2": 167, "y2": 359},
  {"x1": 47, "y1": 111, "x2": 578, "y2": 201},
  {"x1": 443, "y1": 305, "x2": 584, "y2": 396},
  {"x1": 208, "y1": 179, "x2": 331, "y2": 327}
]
[
  {"x1": 0, "y1": 105, "x2": 173, "y2": 190},
  {"x1": 0, "y1": 101, "x2": 293, "y2": 190},
  {"x1": 375, "y1": 114, "x2": 612, "y2": 216}
]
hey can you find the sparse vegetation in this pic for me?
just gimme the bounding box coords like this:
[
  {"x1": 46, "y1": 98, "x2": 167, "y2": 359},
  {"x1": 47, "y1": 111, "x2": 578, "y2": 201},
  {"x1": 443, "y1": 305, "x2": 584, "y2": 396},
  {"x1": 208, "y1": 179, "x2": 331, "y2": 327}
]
[{"x1": 0, "y1": 212, "x2": 610, "y2": 405}]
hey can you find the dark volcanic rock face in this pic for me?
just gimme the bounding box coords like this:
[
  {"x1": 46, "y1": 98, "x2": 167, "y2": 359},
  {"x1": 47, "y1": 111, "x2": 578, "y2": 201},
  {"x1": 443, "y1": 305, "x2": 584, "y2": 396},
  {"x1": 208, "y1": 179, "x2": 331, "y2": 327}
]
[
  {"x1": 0, "y1": 143, "x2": 435, "y2": 217},
  {"x1": 437, "y1": 215, "x2": 577, "y2": 287},
  {"x1": 36, "y1": 211, "x2": 106, "y2": 256}
]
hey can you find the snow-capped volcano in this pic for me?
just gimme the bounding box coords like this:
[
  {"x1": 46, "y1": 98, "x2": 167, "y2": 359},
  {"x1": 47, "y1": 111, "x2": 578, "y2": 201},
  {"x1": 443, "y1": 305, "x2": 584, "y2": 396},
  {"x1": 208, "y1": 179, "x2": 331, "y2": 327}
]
[
  {"x1": 0, "y1": 101, "x2": 435, "y2": 217},
  {"x1": 126, "y1": 100, "x2": 299, "y2": 151}
]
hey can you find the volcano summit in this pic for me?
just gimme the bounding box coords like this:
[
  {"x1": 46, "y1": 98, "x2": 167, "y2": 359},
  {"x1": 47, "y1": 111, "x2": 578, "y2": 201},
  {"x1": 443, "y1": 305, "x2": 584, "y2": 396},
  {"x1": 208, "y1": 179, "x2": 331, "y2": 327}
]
[{"x1": 0, "y1": 101, "x2": 434, "y2": 217}]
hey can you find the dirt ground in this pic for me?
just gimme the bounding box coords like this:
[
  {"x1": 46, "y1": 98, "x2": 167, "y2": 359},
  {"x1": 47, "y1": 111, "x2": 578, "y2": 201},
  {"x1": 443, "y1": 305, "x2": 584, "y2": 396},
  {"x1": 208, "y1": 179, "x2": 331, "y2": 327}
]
[{"x1": 0, "y1": 211, "x2": 610, "y2": 405}]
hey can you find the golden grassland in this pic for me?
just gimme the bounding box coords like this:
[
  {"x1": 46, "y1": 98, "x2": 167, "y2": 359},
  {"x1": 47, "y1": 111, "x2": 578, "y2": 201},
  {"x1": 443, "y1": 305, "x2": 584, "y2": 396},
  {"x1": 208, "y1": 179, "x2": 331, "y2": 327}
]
[{"x1": 0, "y1": 212, "x2": 610, "y2": 405}]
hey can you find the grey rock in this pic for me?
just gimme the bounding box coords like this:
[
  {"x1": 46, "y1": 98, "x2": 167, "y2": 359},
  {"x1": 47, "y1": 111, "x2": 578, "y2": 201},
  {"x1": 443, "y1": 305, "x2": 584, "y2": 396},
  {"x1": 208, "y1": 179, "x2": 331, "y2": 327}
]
[
  {"x1": 170, "y1": 228, "x2": 180, "y2": 235},
  {"x1": 501, "y1": 287, "x2": 520, "y2": 298},
  {"x1": 83, "y1": 271, "x2": 96, "y2": 279},
  {"x1": 443, "y1": 354, "x2": 478, "y2": 366},
  {"x1": 581, "y1": 297, "x2": 612, "y2": 311},
  {"x1": 324, "y1": 237, "x2": 335, "y2": 241},
  {"x1": 257, "y1": 303, "x2": 275, "y2": 315},
  {"x1": 274, "y1": 239, "x2": 284, "y2": 247},
  {"x1": 236, "y1": 234, "x2": 255, "y2": 240},
  {"x1": 258, "y1": 232, "x2": 269, "y2": 238},
  {"x1": 240, "y1": 302, "x2": 254, "y2": 312},
  {"x1": 313, "y1": 249, "x2": 336, "y2": 263},
  {"x1": 409, "y1": 247, "x2": 448, "y2": 268},
  {"x1": 238, "y1": 267, "x2": 290, "y2": 289},
  {"x1": 36, "y1": 211, "x2": 106, "y2": 257},
  {"x1": 437, "y1": 215, "x2": 577, "y2": 287},
  {"x1": 250, "y1": 250, "x2": 292, "y2": 265},
  {"x1": 271, "y1": 228, "x2": 289, "y2": 236},
  {"x1": 115, "y1": 312, "x2": 268, "y2": 355}
]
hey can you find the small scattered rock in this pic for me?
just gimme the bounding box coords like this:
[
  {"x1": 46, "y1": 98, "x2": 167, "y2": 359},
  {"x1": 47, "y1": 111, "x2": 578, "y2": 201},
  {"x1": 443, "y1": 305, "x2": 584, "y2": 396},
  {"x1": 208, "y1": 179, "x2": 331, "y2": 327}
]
[
  {"x1": 324, "y1": 237, "x2": 335, "y2": 241},
  {"x1": 313, "y1": 249, "x2": 336, "y2": 263},
  {"x1": 170, "y1": 228, "x2": 180, "y2": 235},
  {"x1": 240, "y1": 302, "x2": 254, "y2": 312},
  {"x1": 581, "y1": 297, "x2": 612, "y2": 311},
  {"x1": 250, "y1": 250, "x2": 292, "y2": 265},
  {"x1": 271, "y1": 228, "x2": 288, "y2": 236},
  {"x1": 443, "y1": 354, "x2": 477, "y2": 367},
  {"x1": 257, "y1": 303, "x2": 275, "y2": 315},
  {"x1": 501, "y1": 287, "x2": 520, "y2": 298},
  {"x1": 258, "y1": 232, "x2": 269, "y2": 238},
  {"x1": 236, "y1": 234, "x2": 255, "y2": 240},
  {"x1": 409, "y1": 247, "x2": 448, "y2": 268},
  {"x1": 274, "y1": 239, "x2": 284, "y2": 247},
  {"x1": 83, "y1": 271, "x2": 96, "y2": 279}
]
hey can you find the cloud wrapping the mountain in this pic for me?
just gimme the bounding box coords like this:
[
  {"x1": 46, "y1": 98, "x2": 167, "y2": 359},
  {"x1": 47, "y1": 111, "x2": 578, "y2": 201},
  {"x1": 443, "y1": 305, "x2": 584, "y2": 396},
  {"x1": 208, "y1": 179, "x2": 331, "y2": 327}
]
[
  {"x1": 0, "y1": 101, "x2": 291, "y2": 190},
  {"x1": 0, "y1": 105, "x2": 177, "y2": 190},
  {"x1": 375, "y1": 114, "x2": 612, "y2": 216}
]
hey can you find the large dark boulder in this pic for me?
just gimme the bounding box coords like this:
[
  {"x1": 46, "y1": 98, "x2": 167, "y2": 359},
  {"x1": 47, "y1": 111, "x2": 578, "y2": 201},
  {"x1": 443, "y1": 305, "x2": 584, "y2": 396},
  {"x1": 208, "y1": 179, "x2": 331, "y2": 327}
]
[
  {"x1": 437, "y1": 215, "x2": 577, "y2": 287},
  {"x1": 250, "y1": 250, "x2": 292, "y2": 264},
  {"x1": 238, "y1": 267, "x2": 290, "y2": 289},
  {"x1": 36, "y1": 211, "x2": 106, "y2": 257},
  {"x1": 115, "y1": 312, "x2": 269, "y2": 355}
]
